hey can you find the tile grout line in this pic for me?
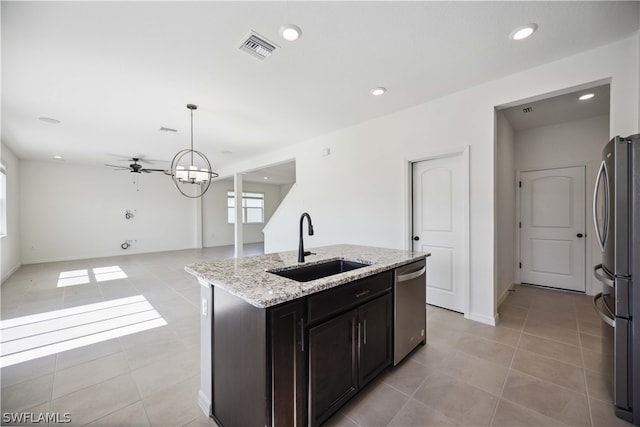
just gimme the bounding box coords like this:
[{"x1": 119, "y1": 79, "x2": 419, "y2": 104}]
[
  {"x1": 576, "y1": 300, "x2": 596, "y2": 427},
  {"x1": 488, "y1": 287, "x2": 529, "y2": 427},
  {"x1": 122, "y1": 274, "x2": 166, "y2": 427}
]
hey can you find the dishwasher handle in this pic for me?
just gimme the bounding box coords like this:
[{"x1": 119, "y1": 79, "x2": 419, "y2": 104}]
[{"x1": 397, "y1": 266, "x2": 426, "y2": 283}]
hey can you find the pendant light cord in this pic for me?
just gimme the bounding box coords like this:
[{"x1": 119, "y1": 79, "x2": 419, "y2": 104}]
[{"x1": 190, "y1": 107, "x2": 194, "y2": 165}]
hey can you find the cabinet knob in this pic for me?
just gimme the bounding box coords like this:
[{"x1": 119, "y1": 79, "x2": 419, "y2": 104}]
[
  {"x1": 577, "y1": 233, "x2": 584, "y2": 238},
  {"x1": 413, "y1": 236, "x2": 420, "y2": 241}
]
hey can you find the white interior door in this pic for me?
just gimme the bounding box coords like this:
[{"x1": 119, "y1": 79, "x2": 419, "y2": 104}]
[
  {"x1": 520, "y1": 166, "x2": 586, "y2": 292},
  {"x1": 412, "y1": 154, "x2": 466, "y2": 313}
]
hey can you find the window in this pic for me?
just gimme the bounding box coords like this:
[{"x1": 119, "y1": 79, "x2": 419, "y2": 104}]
[
  {"x1": 228, "y1": 192, "x2": 265, "y2": 224},
  {"x1": 0, "y1": 164, "x2": 6, "y2": 237}
]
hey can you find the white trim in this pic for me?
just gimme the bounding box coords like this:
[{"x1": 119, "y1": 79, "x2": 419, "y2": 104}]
[
  {"x1": 497, "y1": 283, "x2": 514, "y2": 308},
  {"x1": 1, "y1": 263, "x2": 22, "y2": 284},
  {"x1": 227, "y1": 190, "x2": 266, "y2": 225},
  {"x1": 198, "y1": 388, "x2": 211, "y2": 417},
  {"x1": 404, "y1": 145, "x2": 470, "y2": 318},
  {"x1": 516, "y1": 163, "x2": 591, "y2": 294},
  {"x1": 20, "y1": 245, "x2": 198, "y2": 265},
  {"x1": 195, "y1": 196, "x2": 203, "y2": 249},
  {"x1": 468, "y1": 311, "x2": 498, "y2": 326},
  {"x1": 234, "y1": 173, "x2": 244, "y2": 258}
]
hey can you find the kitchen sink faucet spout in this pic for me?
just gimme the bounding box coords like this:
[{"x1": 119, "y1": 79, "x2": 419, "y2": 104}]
[{"x1": 298, "y1": 212, "x2": 315, "y2": 262}]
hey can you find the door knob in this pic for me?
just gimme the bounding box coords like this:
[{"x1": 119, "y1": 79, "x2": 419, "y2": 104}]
[
  {"x1": 413, "y1": 236, "x2": 420, "y2": 241},
  {"x1": 577, "y1": 233, "x2": 584, "y2": 238}
]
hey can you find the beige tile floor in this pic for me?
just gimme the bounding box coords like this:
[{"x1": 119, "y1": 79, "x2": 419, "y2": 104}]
[
  {"x1": 0, "y1": 246, "x2": 633, "y2": 427},
  {"x1": 329, "y1": 284, "x2": 633, "y2": 427}
]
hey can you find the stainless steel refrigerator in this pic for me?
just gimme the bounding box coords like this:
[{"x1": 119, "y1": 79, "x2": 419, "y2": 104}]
[{"x1": 593, "y1": 133, "x2": 640, "y2": 424}]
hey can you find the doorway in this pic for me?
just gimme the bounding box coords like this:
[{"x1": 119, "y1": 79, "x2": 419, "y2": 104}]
[
  {"x1": 519, "y1": 166, "x2": 586, "y2": 292},
  {"x1": 496, "y1": 81, "x2": 610, "y2": 298},
  {"x1": 411, "y1": 149, "x2": 469, "y2": 314}
]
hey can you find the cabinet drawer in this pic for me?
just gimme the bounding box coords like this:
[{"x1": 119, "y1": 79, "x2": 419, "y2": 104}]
[{"x1": 307, "y1": 271, "x2": 392, "y2": 324}]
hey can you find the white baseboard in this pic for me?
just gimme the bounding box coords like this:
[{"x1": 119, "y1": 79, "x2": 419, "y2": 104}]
[
  {"x1": 21, "y1": 245, "x2": 198, "y2": 265},
  {"x1": 197, "y1": 389, "x2": 211, "y2": 417},
  {"x1": 497, "y1": 284, "x2": 515, "y2": 307},
  {"x1": 1, "y1": 263, "x2": 22, "y2": 284},
  {"x1": 467, "y1": 311, "x2": 498, "y2": 326}
]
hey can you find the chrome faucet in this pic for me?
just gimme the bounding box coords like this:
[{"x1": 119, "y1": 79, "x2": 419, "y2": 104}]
[{"x1": 298, "y1": 212, "x2": 315, "y2": 262}]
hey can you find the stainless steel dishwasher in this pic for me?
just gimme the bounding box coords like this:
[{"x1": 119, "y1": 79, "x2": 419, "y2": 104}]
[{"x1": 393, "y1": 258, "x2": 427, "y2": 365}]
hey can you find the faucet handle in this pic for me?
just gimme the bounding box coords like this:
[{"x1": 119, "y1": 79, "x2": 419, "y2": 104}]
[{"x1": 304, "y1": 251, "x2": 316, "y2": 257}]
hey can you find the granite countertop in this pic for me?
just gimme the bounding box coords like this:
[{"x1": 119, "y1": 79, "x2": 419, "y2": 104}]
[{"x1": 185, "y1": 244, "x2": 429, "y2": 308}]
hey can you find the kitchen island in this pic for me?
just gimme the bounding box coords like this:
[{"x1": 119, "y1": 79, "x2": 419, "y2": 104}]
[{"x1": 186, "y1": 244, "x2": 428, "y2": 427}]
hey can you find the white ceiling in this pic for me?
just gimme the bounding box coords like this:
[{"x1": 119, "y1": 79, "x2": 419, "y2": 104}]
[
  {"x1": 2, "y1": 1, "x2": 639, "y2": 174},
  {"x1": 242, "y1": 160, "x2": 296, "y2": 185},
  {"x1": 502, "y1": 84, "x2": 611, "y2": 131}
]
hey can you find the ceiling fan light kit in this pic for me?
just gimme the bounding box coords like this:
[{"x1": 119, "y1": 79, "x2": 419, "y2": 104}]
[{"x1": 169, "y1": 104, "x2": 219, "y2": 198}]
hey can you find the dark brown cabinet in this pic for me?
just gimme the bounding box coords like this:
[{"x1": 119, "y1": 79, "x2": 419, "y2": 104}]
[
  {"x1": 358, "y1": 294, "x2": 392, "y2": 386},
  {"x1": 211, "y1": 271, "x2": 393, "y2": 427},
  {"x1": 307, "y1": 273, "x2": 393, "y2": 427},
  {"x1": 308, "y1": 310, "x2": 358, "y2": 426},
  {"x1": 270, "y1": 299, "x2": 306, "y2": 427}
]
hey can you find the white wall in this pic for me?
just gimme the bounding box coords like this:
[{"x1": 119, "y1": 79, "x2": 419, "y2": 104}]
[
  {"x1": 201, "y1": 178, "x2": 288, "y2": 247},
  {"x1": 213, "y1": 35, "x2": 639, "y2": 325},
  {"x1": 495, "y1": 111, "x2": 516, "y2": 305},
  {"x1": 20, "y1": 161, "x2": 199, "y2": 264},
  {"x1": 514, "y1": 114, "x2": 610, "y2": 296},
  {"x1": 1, "y1": 143, "x2": 22, "y2": 282}
]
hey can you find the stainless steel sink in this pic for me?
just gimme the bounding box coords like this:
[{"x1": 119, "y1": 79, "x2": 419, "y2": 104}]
[{"x1": 268, "y1": 258, "x2": 371, "y2": 282}]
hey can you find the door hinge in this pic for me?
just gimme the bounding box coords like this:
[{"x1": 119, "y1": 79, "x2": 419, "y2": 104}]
[
  {"x1": 519, "y1": 262, "x2": 522, "y2": 269},
  {"x1": 519, "y1": 222, "x2": 521, "y2": 229},
  {"x1": 519, "y1": 181, "x2": 522, "y2": 188}
]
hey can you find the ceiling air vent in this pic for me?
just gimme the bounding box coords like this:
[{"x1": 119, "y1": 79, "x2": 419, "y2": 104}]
[
  {"x1": 522, "y1": 106, "x2": 533, "y2": 113},
  {"x1": 239, "y1": 32, "x2": 278, "y2": 60}
]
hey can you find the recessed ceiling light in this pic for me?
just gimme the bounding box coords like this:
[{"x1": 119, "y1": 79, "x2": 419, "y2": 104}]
[
  {"x1": 509, "y1": 23, "x2": 538, "y2": 41},
  {"x1": 263, "y1": 176, "x2": 268, "y2": 180},
  {"x1": 39, "y1": 117, "x2": 61, "y2": 124},
  {"x1": 579, "y1": 93, "x2": 595, "y2": 101},
  {"x1": 370, "y1": 87, "x2": 387, "y2": 96},
  {"x1": 279, "y1": 24, "x2": 302, "y2": 41},
  {"x1": 53, "y1": 155, "x2": 64, "y2": 160}
]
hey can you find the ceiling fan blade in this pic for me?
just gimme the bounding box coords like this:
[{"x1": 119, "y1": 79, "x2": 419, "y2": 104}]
[
  {"x1": 105, "y1": 153, "x2": 135, "y2": 160},
  {"x1": 104, "y1": 164, "x2": 131, "y2": 170},
  {"x1": 136, "y1": 157, "x2": 169, "y2": 165},
  {"x1": 105, "y1": 154, "x2": 167, "y2": 165},
  {"x1": 142, "y1": 168, "x2": 168, "y2": 172}
]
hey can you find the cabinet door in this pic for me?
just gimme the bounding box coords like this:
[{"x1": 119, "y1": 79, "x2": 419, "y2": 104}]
[
  {"x1": 358, "y1": 293, "x2": 392, "y2": 387},
  {"x1": 308, "y1": 310, "x2": 358, "y2": 427},
  {"x1": 270, "y1": 300, "x2": 306, "y2": 427}
]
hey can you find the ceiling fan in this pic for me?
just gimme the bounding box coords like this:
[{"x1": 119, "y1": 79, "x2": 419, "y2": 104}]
[{"x1": 104, "y1": 157, "x2": 167, "y2": 174}]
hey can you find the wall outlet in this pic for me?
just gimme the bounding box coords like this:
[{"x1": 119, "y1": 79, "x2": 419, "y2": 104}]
[{"x1": 201, "y1": 298, "x2": 208, "y2": 316}]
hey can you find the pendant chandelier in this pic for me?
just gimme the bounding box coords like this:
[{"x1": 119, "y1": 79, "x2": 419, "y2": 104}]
[{"x1": 169, "y1": 104, "x2": 219, "y2": 198}]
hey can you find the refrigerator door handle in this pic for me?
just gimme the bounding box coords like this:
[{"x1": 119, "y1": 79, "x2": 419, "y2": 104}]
[
  {"x1": 593, "y1": 264, "x2": 615, "y2": 289},
  {"x1": 593, "y1": 160, "x2": 609, "y2": 252},
  {"x1": 593, "y1": 292, "x2": 615, "y2": 328}
]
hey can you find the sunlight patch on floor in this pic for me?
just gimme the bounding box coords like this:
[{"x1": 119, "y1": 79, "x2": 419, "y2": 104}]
[
  {"x1": 57, "y1": 266, "x2": 128, "y2": 287},
  {"x1": 0, "y1": 295, "x2": 166, "y2": 367}
]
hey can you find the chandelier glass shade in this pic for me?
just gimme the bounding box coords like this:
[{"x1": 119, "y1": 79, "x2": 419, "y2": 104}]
[{"x1": 169, "y1": 104, "x2": 219, "y2": 198}]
